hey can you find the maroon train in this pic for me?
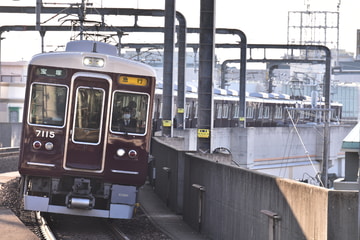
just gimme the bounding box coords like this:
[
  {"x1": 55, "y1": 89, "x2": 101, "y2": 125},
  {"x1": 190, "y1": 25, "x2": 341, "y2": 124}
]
[{"x1": 18, "y1": 40, "x2": 156, "y2": 219}]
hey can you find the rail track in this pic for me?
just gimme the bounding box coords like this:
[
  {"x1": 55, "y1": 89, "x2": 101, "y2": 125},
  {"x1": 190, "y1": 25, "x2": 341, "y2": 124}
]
[{"x1": 38, "y1": 212, "x2": 130, "y2": 240}]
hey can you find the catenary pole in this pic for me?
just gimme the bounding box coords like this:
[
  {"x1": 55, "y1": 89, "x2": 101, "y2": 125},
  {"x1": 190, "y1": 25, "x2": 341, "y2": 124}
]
[{"x1": 197, "y1": 0, "x2": 215, "y2": 152}]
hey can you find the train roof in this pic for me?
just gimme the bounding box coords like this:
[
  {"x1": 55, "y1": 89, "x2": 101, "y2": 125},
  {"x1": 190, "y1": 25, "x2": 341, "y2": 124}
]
[
  {"x1": 29, "y1": 40, "x2": 156, "y2": 77},
  {"x1": 155, "y1": 86, "x2": 342, "y2": 107}
]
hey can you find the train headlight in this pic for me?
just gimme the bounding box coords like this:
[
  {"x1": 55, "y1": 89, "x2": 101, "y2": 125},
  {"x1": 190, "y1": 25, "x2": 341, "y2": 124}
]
[
  {"x1": 116, "y1": 148, "x2": 126, "y2": 157},
  {"x1": 45, "y1": 142, "x2": 54, "y2": 151},
  {"x1": 128, "y1": 150, "x2": 137, "y2": 158},
  {"x1": 32, "y1": 141, "x2": 42, "y2": 150},
  {"x1": 83, "y1": 57, "x2": 105, "y2": 68}
]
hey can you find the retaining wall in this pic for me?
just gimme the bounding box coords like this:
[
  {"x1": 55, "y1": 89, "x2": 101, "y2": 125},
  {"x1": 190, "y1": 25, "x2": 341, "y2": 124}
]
[{"x1": 151, "y1": 136, "x2": 358, "y2": 240}]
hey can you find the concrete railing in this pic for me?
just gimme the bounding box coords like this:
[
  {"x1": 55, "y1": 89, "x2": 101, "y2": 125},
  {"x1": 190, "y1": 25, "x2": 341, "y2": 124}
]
[{"x1": 151, "y1": 136, "x2": 358, "y2": 240}]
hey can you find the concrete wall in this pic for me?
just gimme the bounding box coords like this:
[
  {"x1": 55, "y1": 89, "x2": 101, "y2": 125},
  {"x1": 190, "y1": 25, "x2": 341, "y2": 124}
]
[
  {"x1": 151, "y1": 137, "x2": 188, "y2": 213},
  {"x1": 151, "y1": 136, "x2": 358, "y2": 240},
  {"x1": 229, "y1": 126, "x2": 351, "y2": 176},
  {"x1": 174, "y1": 125, "x2": 353, "y2": 181},
  {"x1": 0, "y1": 123, "x2": 22, "y2": 147},
  {"x1": 328, "y1": 191, "x2": 358, "y2": 239},
  {"x1": 183, "y1": 153, "x2": 328, "y2": 239}
]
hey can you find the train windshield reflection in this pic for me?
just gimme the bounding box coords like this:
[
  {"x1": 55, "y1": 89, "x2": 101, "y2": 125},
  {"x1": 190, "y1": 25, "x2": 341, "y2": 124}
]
[
  {"x1": 29, "y1": 83, "x2": 68, "y2": 127},
  {"x1": 73, "y1": 87, "x2": 105, "y2": 144},
  {"x1": 111, "y1": 91, "x2": 149, "y2": 135}
]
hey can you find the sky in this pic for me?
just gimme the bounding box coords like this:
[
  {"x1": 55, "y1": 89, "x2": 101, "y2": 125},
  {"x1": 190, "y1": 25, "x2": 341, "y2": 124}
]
[{"x1": 0, "y1": 0, "x2": 359, "y2": 62}]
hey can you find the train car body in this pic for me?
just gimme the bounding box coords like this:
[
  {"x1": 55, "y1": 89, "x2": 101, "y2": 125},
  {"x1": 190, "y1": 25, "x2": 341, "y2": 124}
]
[
  {"x1": 18, "y1": 40, "x2": 156, "y2": 219},
  {"x1": 153, "y1": 88, "x2": 342, "y2": 130}
]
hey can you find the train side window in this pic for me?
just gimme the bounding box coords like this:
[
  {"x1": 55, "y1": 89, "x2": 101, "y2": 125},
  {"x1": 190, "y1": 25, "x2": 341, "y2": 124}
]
[
  {"x1": 275, "y1": 105, "x2": 283, "y2": 119},
  {"x1": 304, "y1": 109, "x2": 310, "y2": 119},
  {"x1": 194, "y1": 102, "x2": 198, "y2": 118},
  {"x1": 185, "y1": 103, "x2": 190, "y2": 118},
  {"x1": 263, "y1": 106, "x2": 270, "y2": 119},
  {"x1": 222, "y1": 104, "x2": 229, "y2": 118},
  {"x1": 246, "y1": 106, "x2": 254, "y2": 118},
  {"x1": 233, "y1": 104, "x2": 239, "y2": 118},
  {"x1": 288, "y1": 109, "x2": 295, "y2": 119},
  {"x1": 258, "y1": 106, "x2": 263, "y2": 119},
  {"x1": 158, "y1": 101, "x2": 163, "y2": 119},
  {"x1": 299, "y1": 109, "x2": 305, "y2": 119},
  {"x1": 332, "y1": 108, "x2": 338, "y2": 120},
  {"x1": 111, "y1": 91, "x2": 149, "y2": 135},
  {"x1": 29, "y1": 83, "x2": 68, "y2": 127},
  {"x1": 216, "y1": 104, "x2": 222, "y2": 119}
]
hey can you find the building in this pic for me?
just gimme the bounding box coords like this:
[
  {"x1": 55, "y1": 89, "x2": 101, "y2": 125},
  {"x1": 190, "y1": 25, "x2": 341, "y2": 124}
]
[{"x1": 0, "y1": 61, "x2": 27, "y2": 123}]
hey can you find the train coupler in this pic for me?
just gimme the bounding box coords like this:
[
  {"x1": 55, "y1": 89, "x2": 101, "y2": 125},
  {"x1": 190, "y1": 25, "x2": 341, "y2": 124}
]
[
  {"x1": 66, "y1": 194, "x2": 95, "y2": 209},
  {"x1": 66, "y1": 178, "x2": 95, "y2": 209}
]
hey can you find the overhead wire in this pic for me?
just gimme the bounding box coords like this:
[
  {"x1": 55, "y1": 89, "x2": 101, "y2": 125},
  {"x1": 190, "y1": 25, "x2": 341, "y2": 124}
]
[
  {"x1": 286, "y1": 108, "x2": 324, "y2": 187},
  {"x1": 278, "y1": 123, "x2": 297, "y2": 178}
]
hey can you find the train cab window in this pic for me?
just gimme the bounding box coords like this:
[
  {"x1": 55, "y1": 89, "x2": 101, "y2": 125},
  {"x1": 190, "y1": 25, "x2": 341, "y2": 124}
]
[
  {"x1": 73, "y1": 87, "x2": 105, "y2": 144},
  {"x1": 29, "y1": 83, "x2": 68, "y2": 127},
  {"x1": 111, "y1": 91, "x2": 149, "y2": 135}
]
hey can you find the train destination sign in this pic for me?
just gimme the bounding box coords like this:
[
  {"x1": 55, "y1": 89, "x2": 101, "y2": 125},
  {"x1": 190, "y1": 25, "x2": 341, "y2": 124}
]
[
  {"x1": 118, "y1": 76, "x2": 148, "y2": 86},
  {"x1": 37, "y1": 67, "x2": 66, "y2": 78}
]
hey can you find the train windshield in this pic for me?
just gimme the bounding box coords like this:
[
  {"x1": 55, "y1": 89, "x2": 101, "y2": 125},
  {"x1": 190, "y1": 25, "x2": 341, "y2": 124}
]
[
  {"x1": 73, "y1": 87, "x2": 105, "y2": 144},
  {"x1": 29, "y1": 83, "x2": 68, "y2": 127},
  {"x1": 111, "y1": 91, "x2": 149, "y2": 135}
]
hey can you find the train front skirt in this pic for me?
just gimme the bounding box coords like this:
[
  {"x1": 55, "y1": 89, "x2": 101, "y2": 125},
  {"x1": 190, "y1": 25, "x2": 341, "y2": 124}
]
[{"x1": 21, "y1": 176, "x2": 138, "y2": 219}]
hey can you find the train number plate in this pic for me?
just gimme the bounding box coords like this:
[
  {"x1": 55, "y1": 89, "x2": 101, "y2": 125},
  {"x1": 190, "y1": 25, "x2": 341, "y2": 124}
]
[{"x1": 35, "y1": 129, "x2": 55, "y2": 138}]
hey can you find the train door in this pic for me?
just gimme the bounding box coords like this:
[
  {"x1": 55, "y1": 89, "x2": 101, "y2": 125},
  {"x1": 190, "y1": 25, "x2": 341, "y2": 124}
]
[{"x1": 64, "y1": 74, "x2": 111, "y2": 172}]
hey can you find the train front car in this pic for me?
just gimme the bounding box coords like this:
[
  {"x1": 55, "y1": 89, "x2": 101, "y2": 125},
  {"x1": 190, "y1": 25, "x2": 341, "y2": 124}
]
[{"x1": 18, "y1": 41, "x2": 156, "y2": 219}]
